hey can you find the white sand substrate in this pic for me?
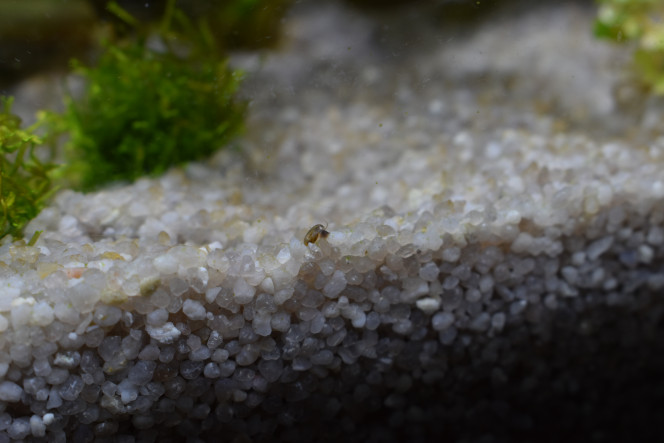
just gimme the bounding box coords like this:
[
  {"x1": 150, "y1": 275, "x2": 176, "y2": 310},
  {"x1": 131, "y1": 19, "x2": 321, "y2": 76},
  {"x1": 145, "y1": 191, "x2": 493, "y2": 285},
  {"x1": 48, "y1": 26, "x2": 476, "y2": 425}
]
[{"x1": 2, "y1": 1, "x2": 664, "y2": 441}]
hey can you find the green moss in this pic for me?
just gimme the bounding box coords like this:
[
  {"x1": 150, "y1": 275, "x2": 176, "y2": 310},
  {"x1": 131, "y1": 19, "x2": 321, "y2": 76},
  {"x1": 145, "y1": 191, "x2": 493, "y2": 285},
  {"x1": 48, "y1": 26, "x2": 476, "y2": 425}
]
[
  {"x1": 0, "y1": 0, "x2": 292, "y2": 239},
  {"x1": 595, "y1": 0, "x2": 664, "y2": 94},
  {"x1": 0, "y1": 97, "x2": 57, "y2": 240},
  {"x1": 92, "y1": 0, "x2": 292, "y2": 51},
  {"x1": 202, "y1": 0, "x2": 293, "y2": 50},
  {"x1": 58, "y1": 0, "x2": 247, "y2": 191}
]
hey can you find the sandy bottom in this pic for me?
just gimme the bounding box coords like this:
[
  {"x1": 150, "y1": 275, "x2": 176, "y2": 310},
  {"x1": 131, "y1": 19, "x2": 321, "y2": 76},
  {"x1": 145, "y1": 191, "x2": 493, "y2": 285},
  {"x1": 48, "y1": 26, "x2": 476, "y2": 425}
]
[{"x1": 1, "y1": 1, "x2": 664, "y2": 441}]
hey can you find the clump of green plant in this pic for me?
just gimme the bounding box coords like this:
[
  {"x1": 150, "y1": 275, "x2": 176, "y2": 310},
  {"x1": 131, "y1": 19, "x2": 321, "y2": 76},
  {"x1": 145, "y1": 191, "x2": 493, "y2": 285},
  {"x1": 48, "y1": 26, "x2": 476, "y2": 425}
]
[
  {"x1": 88, "y1": 0, "x2": 292, "y2": 51},
  {"x1": 595, "y1": 0, "x2": 664, "y2": 94},
  {"x1": 59, "y1": 0, "x2": 246, "y2": 191},
  {"x1": 199, "y1": 0, "x2": 292, "y2": 50},
  {"x1": 0, "y1": 97, "x2": 57, "y2": 239}
]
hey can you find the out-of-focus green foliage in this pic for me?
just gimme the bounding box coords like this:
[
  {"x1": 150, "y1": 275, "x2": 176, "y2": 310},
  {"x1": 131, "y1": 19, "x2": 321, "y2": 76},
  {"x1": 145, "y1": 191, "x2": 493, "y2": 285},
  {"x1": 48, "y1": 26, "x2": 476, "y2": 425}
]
[
  {"x1": 56, "y1": 0, "x2": 246, "y2": 191},
  {"x1": 203, "y1": 0, "x2": 292, "y2": 50},
  {"x1": 595, "y1": 0, "x2": 664, "y2": 94},
  {"x1": 88, "y1": 0, "x2": 292, "y2": 50},
  {"x1": 0, "y1": 0, "x2": 292, "y2": 239},
  {"x1": 0, "y1": 97, "x2": 57, "y2": 239}
]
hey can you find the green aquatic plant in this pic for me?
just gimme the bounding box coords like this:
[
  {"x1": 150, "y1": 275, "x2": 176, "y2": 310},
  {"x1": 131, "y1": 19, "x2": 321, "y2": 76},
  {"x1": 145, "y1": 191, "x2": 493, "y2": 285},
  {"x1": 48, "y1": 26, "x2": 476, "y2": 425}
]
[
  {"x1": 59, "y1": 0, "x2": 246, "y2": 191},
  {"x1": 91, "y1": 0, "x2": 292, "y2": 50},
  {"x1": 595, "y1": 0, "x2": 664, "y2": 94},
  {"x1": 0, "y1": 0, "x2": 291, "y2": 238},
  {"x1": 0, "y1": 96, "x2": 57, "y2": 240},
  {"x1": 202, "y1": 0, "x2": 293, "y2": 50}
]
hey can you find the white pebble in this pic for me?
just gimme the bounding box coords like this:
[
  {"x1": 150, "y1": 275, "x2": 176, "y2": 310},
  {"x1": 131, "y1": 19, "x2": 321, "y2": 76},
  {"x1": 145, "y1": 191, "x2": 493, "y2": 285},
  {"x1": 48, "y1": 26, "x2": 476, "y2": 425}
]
[
  {"x1": 153, "y1": 253, "x2": 179, "y2": 274},
  {"x1": 207, "y1": 250, "x2": 230, "y2": 272},
  {"x1": 586, "y1": 236, "x2": 613, "y2": 261},
  {"x1": 653, "y1": 180, "x2": 664, "y2": 198},
  {"x1": 46, "y1": 388, "x2": 62, "y2": 409},
  {"x1": 365, "y1": 311, "x2": 381, "y2": 330},
  {"x1": 428, "y1": 99, "x2": 443, "y2": 114},
  {"x1": 274, "y1": 288, "x2": 294, "y2": 305},
  {"x1": 465, "y1": 288, "x2": 482, "y2": 303},
  {"x1": 146, "y1": 308, "x2": 168, "y2": 326},
  {"x1": 118, "y1": 379, "x2": 138, "y2": 404},
  {"x1": 93, "y1": 306, "x2": 122, "y2": 327},
  {"x1": 416, "y1": 297, "x2": 440, "y2": 314},
  {"x1": 571, "y1": 251, "x2": 586, "y2": 266},
  {"x1": 511, "y1": 232, "x2": 533, "y2": 254},
  {"x1": 42, "y1": 413, "x2": 55, "y2": 425},
  {"x1": 323, "y1": 270, "x2": 347, "y2": 298},
  {"x1": 326, "y1": 230, "x2": 348, "y2": 246},
  {"x1": 478, "y1": 275, "x2": 494, "y2": 293},
  {"x1": 647, "y1": 227, "x2": 664, "y2": 245},
  {"x1": 0, "y1": 381, "x2": 23, "y2": 402},
  {"x1": 8, "y1": 418, "x2": 30, "y2": 439},
  {"x1": 259, "y1": 277, "x2": 275, "y2": 294},
  {"x1": 431, "y1": 312, "x2": 454, "y2": 331},
  {"x1": 442, "y1": 276, "x2": 459, "y2": 290},
  {"x1": 182, "y1": 299, "x2": 207, "y2": 320},
  {"x1": 638, "y1": 245, "x2": 654, "y2": 264},
  {"x1": 252, "y1": 314, "x2": 273, "y2": 337},
  {"x1": 211, "y1": 349, "x2": 229, "y2": 363},
  {"x1": 276, "y1": 247, "x2": 291, "y2": 264},
  {"x1": 418, "y1": 262, "x2": 439, "y2": 282},
  {"x1": 233, "y1": 278, "x2": 256, "y2": 304},
  {"x1": 442, "y1": 247, "x2": 461, "y2": 263},
  {"x1": 318, "y1": 259, "x2": 336, "y2": 277},
  {"x1": 271, "y1": 311, "x2": 291, "y2": 332},
  {"x1": 505, "y1": 209, "x2": 521, "y2": 224},
  {"x1": 31, "y1": 302, "x2": 54, "y2": 326},
  {"x1": 205, "y1": 287, "x2": 221, "y2": 303},
  {"x1": 146, "y1": 322, "x2": 181, "y2": 344},
  {"x1": 204, "y1": 362, "x2": 222, "y2": 378},
  {"x1": 561, "y1": 266, "x2": 578, "y2": 285},
  {"x1": 30, "y1": 415, "x2": 45, "y2": 437},
  {"x1": 351, "y1": 311, "x2": 367, "y2": 329},
  {"x1": 0, "y1": 276, "x2": 23, "y2": 311},
  {"x1": 11, "y1": 303, "x2": 32, "y2": 328}
]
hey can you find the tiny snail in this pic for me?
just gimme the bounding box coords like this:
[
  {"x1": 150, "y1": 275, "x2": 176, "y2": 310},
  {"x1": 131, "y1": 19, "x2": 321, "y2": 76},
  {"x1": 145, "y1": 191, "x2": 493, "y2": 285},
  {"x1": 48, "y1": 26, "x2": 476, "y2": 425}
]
[{"x1": 304, "y1": 223, "x2": 330, "y2": 246}]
